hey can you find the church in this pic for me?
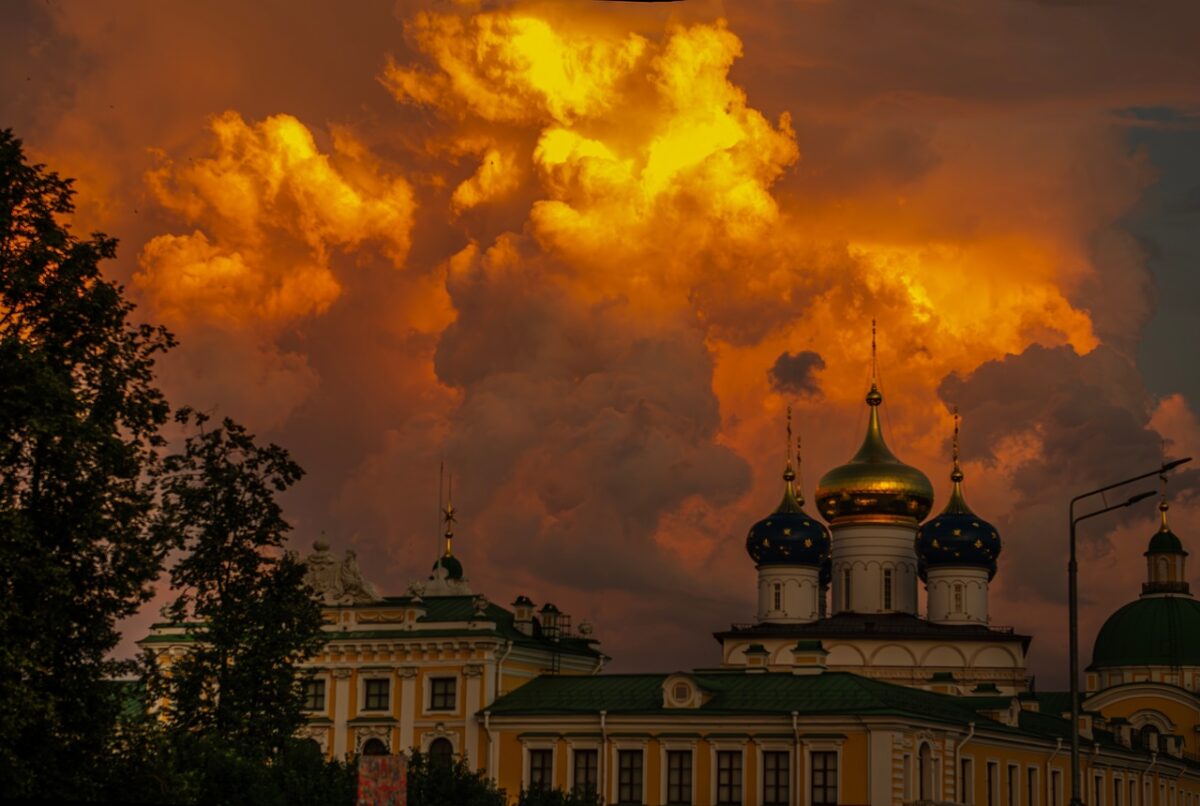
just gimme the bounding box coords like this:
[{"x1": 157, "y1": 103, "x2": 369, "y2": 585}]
[{"x1": 138, "y1": 352, "x2": 1200, "y2": 805}]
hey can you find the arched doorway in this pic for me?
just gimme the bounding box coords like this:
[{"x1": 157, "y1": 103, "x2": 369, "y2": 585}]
[
  {"x1": 918, "y1": 743, "x2": 933, "y2": 801},
  {"x1": 429, "y1": 737, "x2": 454, "y2": 767},
  {"x1": 361, "y1": 738, "x2": 388, "y2": 756}
]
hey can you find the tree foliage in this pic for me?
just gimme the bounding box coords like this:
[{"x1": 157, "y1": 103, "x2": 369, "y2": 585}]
[
  {"x1": 406, "y1": 750, "x2": 506, "y2": 806},
  {"x1": 0, "y1": 127, "x2": 175, "y2": 797},
  {"x1": 147, "y1": 409, "x2": 326, "y2": 762}
]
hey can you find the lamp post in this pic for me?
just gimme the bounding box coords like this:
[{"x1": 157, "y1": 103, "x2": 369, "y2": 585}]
[{"x1": 1067, "y1": 457, "x2": 1192, "y2": 806}]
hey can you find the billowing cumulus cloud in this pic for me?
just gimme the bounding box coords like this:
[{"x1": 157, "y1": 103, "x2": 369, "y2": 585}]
[
  {"x1": 136, "y1": 111, "x2": 415, "y2": 326},
  {"x1": 5, "y1": 0, "x2": 1199, "y2": 682}
]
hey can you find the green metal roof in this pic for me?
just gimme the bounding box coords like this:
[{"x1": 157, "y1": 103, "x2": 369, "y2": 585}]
[
  {"x1": 1090, "y1": 595, "x2": 1200, "y2": 669},
  {"x1": 1146, "y1": 528, "x2": 1185, "y2": 555},
  {"x1": 483, "y1": 671, "x2": 986, "y2": 725}
]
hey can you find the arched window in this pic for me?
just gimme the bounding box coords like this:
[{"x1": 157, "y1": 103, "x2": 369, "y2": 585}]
[
  {"x1": 429, "y1": 737, "x2": 454, "y2": 767},
  {"x1": 882, "y1": 568, "x2": 893, "y2": 610},
  {"x1": 361, "y1": 738, "x2": 388, "y2": 756},
  {"x1": 918, "y1": 743, "x2": 933, "y2": 801},
  {"x1": 953, "y1": 583, "x2": 964, "y2": 614},
  {"x1": 1140, "y1": 724, "x2": 1160, "y2": 751},
  {"x1": 773, "y1": 582, "x2": 783, "y2": 611}
]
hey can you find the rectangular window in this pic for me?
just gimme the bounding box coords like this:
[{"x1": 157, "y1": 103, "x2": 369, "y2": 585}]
[
  {"x1": 716, "y1": 750, "x2": 742, "y2": 805},
  {"x1": 961, "y1": 758, "x2": 974, "y2": 804},
  {"x1": 762, "y1": 751, "x2": 789, "y2": 806},
  {"x1": 363, "y1": 678, "x2": 389, "y2": 711},
  {"x1": 812, "y1": 751, "x2": 838, "y2": 806},
  {"x1": 1029, "y1": 767, "x2": 1040, "y2": 806},
  {"x1": 987, "y1": 762, "x2": 999, "y2": 806},
  {"x1": 1008, "y1": 765, "x2": 1019, "y2": 806},
  {"x1": 617, "y1": 749, "x2": 643, "y2": 805},
  {"x1": 843, "y1": 570, "x2": 852, "y2": 610},
  {"x1": 773, "y1": 583, "x2": 782, "y2": 611},
  {"x1": 303, "y1": 678, "x2": 326, "y2": 711},
  {"x1": 573, "y1": 749, "x2": 598, "y2": 797},
  {"x1": 954, "y1": 583, "x2": 965, "y2": 613},
  {"x1": 430, "y1": 677, "x2": 456, "y2": 710},
  {"x1": 1114, "y1": 779, "x2": 1122, "y2": 806},
  {"x1": 666, "y1": 750, "x2": 692, "y2": 805},
  {"x1": 883, "y1": 568, "x2": 893, "y2": 610},
  {"x1": 529, "y1": 748, "x2": 552, "y2": 791},
  {"x1": 1052, "y1": 770, "x2": 1062, "y2": 806}
]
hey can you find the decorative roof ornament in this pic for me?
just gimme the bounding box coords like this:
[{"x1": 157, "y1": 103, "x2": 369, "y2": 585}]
[
  {"x1": 815, "y1": 322, "x2": 934, "y2": 524},
  {"x1": 745, "y1": 405, "x2": 830, "y2": 567},
  {"x1": 915, "y1": 409, "x2": 1002, "y2": 579},
  {"x1": 302, "y1": 539, "x2": 381, "y2": 604},
  {"x1": 1145, "y1": 469, "x2": 1186, "y2": 557}
]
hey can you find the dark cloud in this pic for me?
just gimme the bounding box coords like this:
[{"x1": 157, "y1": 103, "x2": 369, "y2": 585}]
[
  {"x1": 940, "y1": 344, "x2": 1200, "y2": 684},
  {"x1": 768, "y1": 350, "x2": 826, "y2": 396}
]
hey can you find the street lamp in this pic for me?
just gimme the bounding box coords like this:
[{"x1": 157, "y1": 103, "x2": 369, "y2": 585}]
[{"x1": 1067, "y1": 457, "x2": 1192, "y2": 806}]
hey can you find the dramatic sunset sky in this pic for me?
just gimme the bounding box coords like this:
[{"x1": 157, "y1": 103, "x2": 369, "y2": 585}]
[{"x1": 4, "y1": 0, "x2": 1200, "y2": 687}]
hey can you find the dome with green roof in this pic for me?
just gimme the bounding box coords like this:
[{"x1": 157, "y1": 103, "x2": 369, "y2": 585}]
[
  {"x1": 1090, "y1": 596, "x2": 1200, "y2": 669},
  {"x1": 1090, "y1": 494, "x2": 1197, "y2": 670}
]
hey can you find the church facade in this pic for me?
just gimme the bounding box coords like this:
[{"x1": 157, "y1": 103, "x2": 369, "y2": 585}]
[{"x1": 138, "y1": 353, "x2": 1200, "y2": 805}]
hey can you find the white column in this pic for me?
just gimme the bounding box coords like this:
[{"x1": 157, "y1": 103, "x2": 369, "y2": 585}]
[
  {"x1": 398, "y1": 666, "x2": 417, "y2": 753},
  {"x1": 925, "y1": 567, "x2": 989, "y2": 625},
  {"x1": 757, "y1": 566, "x2": 820, "y2": 623},
  {"x1": 464, "y1": 664, "x2": 483, "y2": 767},
  {"x1": 830, "y1": 522, "x2": 920, "y2": 615},
  {"x1": 332, "y1": 668, "x2": 351, "y2": 758}
]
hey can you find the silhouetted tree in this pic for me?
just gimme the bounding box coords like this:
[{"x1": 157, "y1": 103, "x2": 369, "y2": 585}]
[
  {"x1": 0, "y1": 128, "x2": 175, "y2": 798},
  {"x1": 146, "y1": 409, "x2": 325, "y2": 763}
]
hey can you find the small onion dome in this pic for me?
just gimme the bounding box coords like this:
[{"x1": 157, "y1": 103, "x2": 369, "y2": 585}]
[
  {"x1": 915, "y1": 457, "x2": 1001, "y2": 580},
  {"x1": 432, "y1": 553, "x2": 463, "y2": 580},
  {"x1": 816, "y1": 384, "x2": 934, "y2": 524},
  {"x1": 1146, "y1": 500, "x2": 1187, "y2": 556},
  {"x1": 745, "y1": 456, "x2": 830, "y2": 568}
]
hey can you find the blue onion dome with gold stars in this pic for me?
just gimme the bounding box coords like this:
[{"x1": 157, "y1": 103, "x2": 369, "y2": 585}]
[
  {"x1": 815, "y1": 381, "x2": 935, "y2": 525},
  {"x1": 915, "y1": 415, "x2": 1000, "y2": 580},
  {"x1": 746, "y1": 412, "x2": 831, "y2": 568}
]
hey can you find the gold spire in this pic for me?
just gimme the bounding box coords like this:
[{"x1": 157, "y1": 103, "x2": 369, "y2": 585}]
[
  {"x1": 866, "y1": 318, "x2": 883, "y2": 406},
  {"x1": 442, "y1": 473, "x2": 456, "y2": 557},
  {"x1": 778, "y1": 406, "x2": 804, "y2": 513},
  {"x1": 943, "y1": 408, "x2": 972, "y2": 516}
]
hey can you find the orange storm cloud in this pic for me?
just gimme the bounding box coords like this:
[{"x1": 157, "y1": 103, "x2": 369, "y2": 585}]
[
  {"x1": 135, "y1": 111, "x2": 415, "y2": 327},
  {"x1": 13, "y1": 0, "x2": 1195, "y2": 679}
]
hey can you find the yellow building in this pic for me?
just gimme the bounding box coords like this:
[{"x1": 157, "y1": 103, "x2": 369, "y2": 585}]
[
  {"x1": 138, "y1": 354, "x2": 1200, "y2": 804},
  {"x1": 478, "y1": 380, "x2": 1200, "y2": 804},
  {"x1": 138, "y1": 513, "x2": 607, "y2": 764}
]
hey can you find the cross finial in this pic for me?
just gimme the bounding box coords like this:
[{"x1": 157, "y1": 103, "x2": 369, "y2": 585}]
[
  {"x1": 950, "y1": 406, "x2": 964, "y2": 483},
  {"x1": 783, "y1": 405, "x2": 796, "y2": 482},
  {"x1": 871, "y1": 318, "x2": 878, "y2": 385}
]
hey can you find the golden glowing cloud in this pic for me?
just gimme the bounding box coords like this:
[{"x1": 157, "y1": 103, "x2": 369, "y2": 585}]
[{"x1": 135, "y1": 111, "x2": 415, "y2": 327}]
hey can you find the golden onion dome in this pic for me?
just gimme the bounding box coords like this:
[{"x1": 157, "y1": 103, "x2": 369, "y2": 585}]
[{"x1": 815, "y1": 383, "x2": 934, "y2": 525}]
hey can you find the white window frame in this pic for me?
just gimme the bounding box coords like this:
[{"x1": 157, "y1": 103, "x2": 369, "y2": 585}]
[
  {"x1": 710, "y1": 740, "x2": 748, "y2": 806},
  {"x1": 611, "y1": 739, "x2": 647, "y2": 806},
  {"x1": 1007, "y1": 763, "x2": 1020, "y2": 806},
  {"x1": 522, "y1": 737, "x2": 557, "y2": 793},
  {"x1": 566, "y1": 739, "x2": 600, "y2": 796},
  {"x1": 423, "y1": 672, "x2": 460, "y2": 715},
  {"x1": 1027, "y1": 765, "x2": 1040, "y2": 806},
  {"x1": 960, "y1": 754, "x2": 975, "y2": 805},
  {"x1": 756, "y1": 740, "x2": 793, "y2": 806},
  {"x1": 359, "y1": 673, "x2": 392, "y2": 713},
  {"x1": 660, "y1": 739, "x2": 697, "y2": 806},
  {"x1": 804, "y1": 738, "x2": 844, "y2": 806}
]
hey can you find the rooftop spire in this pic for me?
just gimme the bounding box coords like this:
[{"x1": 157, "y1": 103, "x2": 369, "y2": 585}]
[
  {"x1": 867, "y1": 318, "x2": 882, "y2": 406},
  {"x1": 442, "y1": 472, "x2": 456, "y2": 557},
  {"x1": 1159, "y1": 470, "x2": 1171, "y2": 533},
  {"x1": 777, "y1": 406, "x2": 804, "y2": 513},
  {"x1": 943, "y1": 408, "x2": 972, "y2": 516}
]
